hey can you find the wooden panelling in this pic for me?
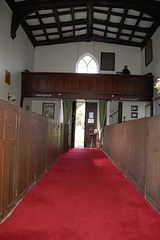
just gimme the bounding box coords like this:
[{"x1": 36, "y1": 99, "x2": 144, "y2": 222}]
[
  {"x1": 29, "y1": 115, "x2": 37, "y2": 185},
  {"x1": 4, "y1": 145, "x2": 16, "y2": 213},
  {"x1": 16, "y1": 111, "x2": 31, "y2": 200},
  {"x1": 21, "y1": 72, "x2": 153, "y2": 101},
  {"x1": 103, "y1": 115, "x2": 160, "y2": 212},
  {"x1": 0, "y1": 100, "x2": 68, "y2": 223},
  {"x1": 30, "y1": 137, "x2": 37, "y2": 185},
  {"x1": 5, "y1": 107, "x2": 18, "y2": 140},
  {"x1": 46, "y1": 121, "x2": 53, "y2": 169},
  {"x1": 0, "y1": 103, "x2": 6, "y2": 220},
  {"x1": 0, "y1": 148, "x2": 4, "y2": 218},
  {"x1": 71, "y1": 77, "x2": 78, "y2": 91},
  {"x1": 146, "y1": 117, "x2": 160, "y2": 210},
  {"x1": 0, "y1": 108, "x2": 6, "y2": 140},
  {"x1": 36, "y1": 137, "x2": 45, "y2": 179},
  {"x1": 17, "y1": 143, "x2": 30, "y2": 200},
  {"x1": 0, "y1": 103, "x2": 18, "y2": 219}
]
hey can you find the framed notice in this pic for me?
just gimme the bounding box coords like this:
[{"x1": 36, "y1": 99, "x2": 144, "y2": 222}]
[
  {"x1": 89, "y1": 112, "x2": 94, "y2": 118},
  {"x1": 5, "y1": 70, "x2": 11, "y2": 85},
  {"x1": 42, "y1": 103, "x2": 55, "y2": 119},
  {"x1": 131, "y1": 105, "x2": 138, "y2": 111},
  {"x1": 100, "y1": 52, "x2": 115, "y2": 71},
  {"x1": 88, "y1": 119, "x2": 94, "y2": 124},
  {"x1": 131, "y1": 112, "x2": 138, "y2": 118}
]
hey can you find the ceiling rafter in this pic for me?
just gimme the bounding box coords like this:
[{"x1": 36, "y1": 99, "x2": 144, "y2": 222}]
[
  {"x1": 116, "y1": 9, "x2": 128, "y2": 42},
  {"x1": 52, "y1": 8, "x2": 63, "y2": 41},
  {"x1": 95, "y1": 0, "x2": 160, "y2": 22},
  {"x1": 141, "y1": 21, "x2": 158, "y2": 49},
  {"x1": 87, "y1": 2, "x2": 93, "y2": 38},
  {"x1": 29, "y1": 19, "x2": 86, "y2": 31},
  {"x1": 5, "y1": 0, "x2": 160, "y2": 48},
  {"x1": 104, "y1": 6, "x2": 112, "y2": 38},
  {"x1": 21, "y1": 20, "x2": 36, "y2": 47},
  {"x1": 128, "y1": 12, "x2": 143, "y2": 43},
  {"x1": 35, "y1": 10, "x2": 49, "y2": 41},
  {"x1": 93, "y1": 19, "x2": 150, "y2": 33},
  {"x1": 71, "y1": 7, "x2": 75, "y2": 39},
  {"x1": 26, "y1": 13, "x2": 54, "y2": 20}
]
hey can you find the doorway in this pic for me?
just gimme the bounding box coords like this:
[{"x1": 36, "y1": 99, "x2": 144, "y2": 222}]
[
  {"x1": 84, "y1": 102, "x2": 97, "y2": 148},
  {"x1": 74, "y1": 101, "x2": 85, "y2": 148},
  {"x1": 72, "y1": 100, "x2": 98, "y2": 148}
]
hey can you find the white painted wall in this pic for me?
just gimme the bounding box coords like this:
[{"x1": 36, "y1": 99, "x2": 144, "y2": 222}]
[
  {"x1": 122, "y1": 101, "x2": 149, "y2": 122},
  {"x1": 109, "y1": 101, "x2": 119, "y2": 125},
  {"x1": 108, "y1": 101, "x2": 150, "y2": 125},
  {"x1": 2, "y1": 0, "x2": 156, "y2": 122},
  {"x1": 34, "y1": 41, "x2": 141, "y2": 75},
  {"x1": 141, "y1": 27, "x2": 160, "y2": 77},
  {"x1": 0, "y1": 1, "x2": 34, "y2": 106},
  {"x1": 31, "y1": 99, "x2": 61, "y2": 122},
  {"x1": 141, "y1": 27, "x2": 160, "y2": 115},
  {"x1": 23, "y1": 98, "x2": 32, "y2": 112}
]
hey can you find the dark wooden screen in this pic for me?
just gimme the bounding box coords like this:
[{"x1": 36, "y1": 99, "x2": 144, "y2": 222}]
[{"x1": 21, "y1": 72, "x2": 153, "y2": 102}]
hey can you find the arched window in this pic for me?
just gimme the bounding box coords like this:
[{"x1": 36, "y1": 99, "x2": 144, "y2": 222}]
[{"x1": 76, "y1": 54, "x2": 99, "y2": 73}]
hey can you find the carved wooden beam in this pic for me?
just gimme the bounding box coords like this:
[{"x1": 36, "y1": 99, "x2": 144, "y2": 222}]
[
  {"x1": 87, "y1": 2, "x2": 93, "y2": 38},
  {"x1": 5, "y1": 0, "x2": 160, "y2": 41}
]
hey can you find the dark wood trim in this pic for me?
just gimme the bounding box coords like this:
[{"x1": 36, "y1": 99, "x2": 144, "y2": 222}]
[
  {"x1": 5, "y1": 0, "x2": 160, "y2": 48},
  {"x1": 153, "y1": 94, "x2": 160, "y2": 101},
  {"x1": 71, "y1": 101, "x2": 76, "y2": 148},
  {"x1": 21, "y1": 72, "x2": 153, "y2": 102}
]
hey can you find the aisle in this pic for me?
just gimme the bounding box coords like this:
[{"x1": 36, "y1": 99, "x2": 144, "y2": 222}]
[{"x1": 0, "y1": 149, "x2": 160, "y2": 240}]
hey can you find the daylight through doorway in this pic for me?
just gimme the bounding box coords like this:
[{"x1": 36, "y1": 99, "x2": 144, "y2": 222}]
[{"x1": 74, "y1": 101, "x2": 85, "y2": 148}]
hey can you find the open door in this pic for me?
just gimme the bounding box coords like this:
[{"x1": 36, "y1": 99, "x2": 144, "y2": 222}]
[
  {"x1": 74, "y1": 101, "x2": 85, "y2": 148},
  {"x1": 84, "y1": 102, "x2": 97, "y2": 148},
  {"x1": 71, "y1": 101, "x2": 76, "y2": 148},
  {"x1": 71, "y1": 100, "x2": 86, "y2": 148}
]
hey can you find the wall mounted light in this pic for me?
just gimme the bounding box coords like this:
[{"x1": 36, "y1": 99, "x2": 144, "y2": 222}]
[
  {"x1": 35, "y1": 93, "x2": 51, "y2": 97},
  {"x1": 8, "y1": 93, "x2": 16, "y2": 102},
  {"x1": 120, "y1": 98, "x2": 138, "y2": 101}
]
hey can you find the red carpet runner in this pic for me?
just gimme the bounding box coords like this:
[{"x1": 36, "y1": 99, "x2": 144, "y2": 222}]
[{"x1": 0, "y1": 149, "x2": 160, "y2": 240}]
